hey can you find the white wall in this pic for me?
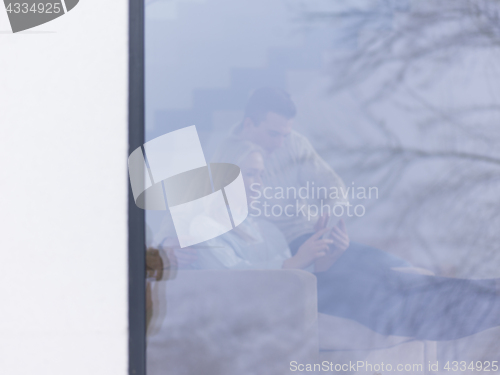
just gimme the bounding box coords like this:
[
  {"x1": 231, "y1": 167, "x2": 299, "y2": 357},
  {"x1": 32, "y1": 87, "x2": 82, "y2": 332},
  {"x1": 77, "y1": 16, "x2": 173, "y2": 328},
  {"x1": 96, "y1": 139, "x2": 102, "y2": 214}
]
[{"x1": 0, "y1": 2, "x2": 129, "y2": 375}]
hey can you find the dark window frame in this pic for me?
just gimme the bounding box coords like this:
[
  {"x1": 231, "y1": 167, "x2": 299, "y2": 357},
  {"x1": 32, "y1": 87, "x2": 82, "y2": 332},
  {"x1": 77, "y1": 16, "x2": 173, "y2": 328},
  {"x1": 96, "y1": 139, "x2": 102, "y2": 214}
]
[{"x1": 128, "y1": 0, "x2": 146, "y2": 373}]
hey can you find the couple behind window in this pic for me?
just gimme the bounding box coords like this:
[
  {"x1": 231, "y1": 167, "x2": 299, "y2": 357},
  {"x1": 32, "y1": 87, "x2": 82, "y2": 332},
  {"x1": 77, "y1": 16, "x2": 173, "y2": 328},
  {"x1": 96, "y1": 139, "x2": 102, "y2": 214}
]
[{"x1": 152, "y1": 87, "x2": 500, "y2": 342}]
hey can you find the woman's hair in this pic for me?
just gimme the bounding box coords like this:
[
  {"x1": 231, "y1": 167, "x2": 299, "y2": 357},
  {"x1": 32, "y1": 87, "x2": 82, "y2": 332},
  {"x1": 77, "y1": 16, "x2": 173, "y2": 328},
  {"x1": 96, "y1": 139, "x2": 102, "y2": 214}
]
[{"x1": 211, "y1": 139, "x2": 265, "y2": 167}]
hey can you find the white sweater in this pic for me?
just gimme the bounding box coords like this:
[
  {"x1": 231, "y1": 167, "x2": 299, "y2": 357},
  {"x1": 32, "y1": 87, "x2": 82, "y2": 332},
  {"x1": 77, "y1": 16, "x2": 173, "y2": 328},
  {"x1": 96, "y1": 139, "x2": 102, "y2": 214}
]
[{"x1": 218, "y1": 129, "x2": 347, "y2": 243}]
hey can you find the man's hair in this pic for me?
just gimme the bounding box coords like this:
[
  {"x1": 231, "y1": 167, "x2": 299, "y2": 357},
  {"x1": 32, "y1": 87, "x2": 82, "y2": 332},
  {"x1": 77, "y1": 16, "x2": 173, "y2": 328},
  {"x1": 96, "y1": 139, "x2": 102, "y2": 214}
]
[{"x1": 244, "y1": 87, "x2": 297, "y2": 125}]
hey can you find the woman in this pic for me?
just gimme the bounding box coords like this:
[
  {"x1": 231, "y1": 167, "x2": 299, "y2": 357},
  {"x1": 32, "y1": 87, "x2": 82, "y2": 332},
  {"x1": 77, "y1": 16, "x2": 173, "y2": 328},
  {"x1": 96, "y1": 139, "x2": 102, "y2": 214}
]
[{"x1": 177, "y1": 140, "x2": 500, "y2": 342}]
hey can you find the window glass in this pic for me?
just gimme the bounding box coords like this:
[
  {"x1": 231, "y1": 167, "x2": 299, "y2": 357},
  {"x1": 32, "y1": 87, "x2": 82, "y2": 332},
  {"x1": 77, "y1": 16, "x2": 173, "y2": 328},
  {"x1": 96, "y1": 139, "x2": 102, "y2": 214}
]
[{"x1": 143, "y1": 1, "x2": 500, "y2": 373}]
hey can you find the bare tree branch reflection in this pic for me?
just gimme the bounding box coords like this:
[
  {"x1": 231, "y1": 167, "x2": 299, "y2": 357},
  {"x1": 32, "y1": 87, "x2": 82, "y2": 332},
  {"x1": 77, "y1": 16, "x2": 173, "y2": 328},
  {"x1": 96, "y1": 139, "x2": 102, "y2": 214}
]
[{"x1": 303, "y1": 0, "x2": 500, "y2": 278}]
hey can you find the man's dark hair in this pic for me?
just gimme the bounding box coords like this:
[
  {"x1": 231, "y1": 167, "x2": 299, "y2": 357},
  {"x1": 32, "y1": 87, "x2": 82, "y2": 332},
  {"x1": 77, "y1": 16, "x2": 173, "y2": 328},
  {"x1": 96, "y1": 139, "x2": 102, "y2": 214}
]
[{"x1": 244, "y1": 87, "x2": 297, "y2": 125}]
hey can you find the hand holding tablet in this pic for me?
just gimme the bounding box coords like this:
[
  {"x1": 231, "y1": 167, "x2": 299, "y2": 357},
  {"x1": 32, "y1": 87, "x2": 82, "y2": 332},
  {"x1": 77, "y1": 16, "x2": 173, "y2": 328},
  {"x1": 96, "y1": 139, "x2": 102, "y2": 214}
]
[{"x1": 314, "y1": 216, "x2": 350, "y2": 272}]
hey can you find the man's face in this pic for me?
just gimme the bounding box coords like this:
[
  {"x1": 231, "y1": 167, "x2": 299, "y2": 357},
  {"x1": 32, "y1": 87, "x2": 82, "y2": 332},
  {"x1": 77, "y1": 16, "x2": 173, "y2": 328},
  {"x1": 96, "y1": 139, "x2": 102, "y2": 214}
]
[{"x1": 245, "y1": 112, "x2": 293, "y2": 153}]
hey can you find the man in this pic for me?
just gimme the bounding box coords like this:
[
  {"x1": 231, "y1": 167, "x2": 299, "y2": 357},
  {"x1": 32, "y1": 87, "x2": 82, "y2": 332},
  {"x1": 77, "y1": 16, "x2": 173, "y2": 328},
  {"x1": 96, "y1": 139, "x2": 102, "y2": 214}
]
[{"x1": 215, "y1": 87, "x2": 349, "y2": 253}]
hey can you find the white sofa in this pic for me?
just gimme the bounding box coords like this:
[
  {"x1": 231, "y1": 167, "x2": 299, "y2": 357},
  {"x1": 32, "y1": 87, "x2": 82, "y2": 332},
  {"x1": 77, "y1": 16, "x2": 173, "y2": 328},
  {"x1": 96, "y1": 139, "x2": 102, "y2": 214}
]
[{"x1": 147, "y1": 270, "x2": 318, "y2": 375}]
